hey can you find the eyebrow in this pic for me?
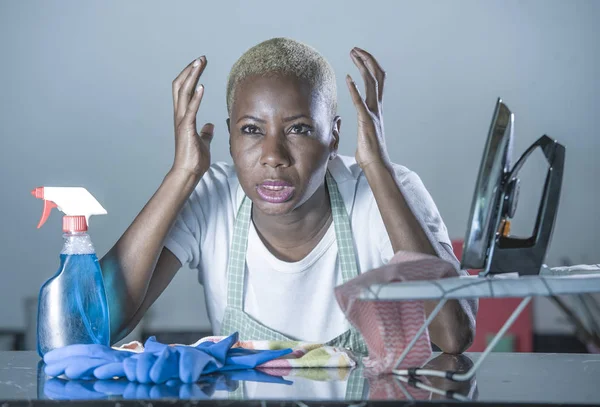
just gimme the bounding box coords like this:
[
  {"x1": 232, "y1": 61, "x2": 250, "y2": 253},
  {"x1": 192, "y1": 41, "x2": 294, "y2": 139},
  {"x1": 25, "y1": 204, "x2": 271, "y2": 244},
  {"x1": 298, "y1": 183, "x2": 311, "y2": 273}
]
[
  {"x1": 236, "y1": 114, "x2": 312, "y2": 124},
  {"x1": 236, "y1": 115, "x2": 265, "y2": 124}
]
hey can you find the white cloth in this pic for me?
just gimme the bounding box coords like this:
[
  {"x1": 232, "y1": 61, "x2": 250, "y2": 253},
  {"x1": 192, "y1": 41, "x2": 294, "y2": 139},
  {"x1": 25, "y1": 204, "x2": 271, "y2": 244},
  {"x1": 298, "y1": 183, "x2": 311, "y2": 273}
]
[{"x1": 163, "y1": 155, "x2": 459, "y2": 342}]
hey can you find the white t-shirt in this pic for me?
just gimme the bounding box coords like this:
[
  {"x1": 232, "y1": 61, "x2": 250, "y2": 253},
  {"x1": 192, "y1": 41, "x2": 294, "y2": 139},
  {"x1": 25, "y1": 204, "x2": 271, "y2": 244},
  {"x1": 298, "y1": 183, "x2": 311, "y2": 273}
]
[{"x1": 164, "y1": 155, "x2": 459, "y2": 342}]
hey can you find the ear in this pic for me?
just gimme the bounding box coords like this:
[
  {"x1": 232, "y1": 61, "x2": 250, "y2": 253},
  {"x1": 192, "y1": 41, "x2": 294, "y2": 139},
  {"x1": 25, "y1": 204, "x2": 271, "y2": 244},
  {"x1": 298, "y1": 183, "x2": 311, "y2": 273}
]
[{"x1": 330, "y1": 115, "x2": 341, "y2": 157}]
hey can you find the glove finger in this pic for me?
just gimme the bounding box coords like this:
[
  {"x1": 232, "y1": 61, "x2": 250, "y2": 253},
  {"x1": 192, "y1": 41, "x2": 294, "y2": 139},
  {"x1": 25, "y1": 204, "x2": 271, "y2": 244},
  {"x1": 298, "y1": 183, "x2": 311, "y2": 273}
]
[
  {"x1": 136, "y1": 352, "x2": 156, "y2": 383},
  {"x1": 178, "y1": 348, "x2": 213, "y2": 383},
  {"x1": 93, "y1": 379, "x2": 129, "y2": 395},
  {"x1": 123, "y1": 357, "x2": 138, "y2": 382},
  {"x1": 110, "y1": 349, "x2": 137, "y2": 362},
  {"x1": 43, "y1": 344, "x2": 110, "y2": 363},
  {"x1": 64, "y1": 357, "x2": 108, "y2": 379},
  {"x1": 149, "y1": 347, "x2": 179, "y2": 384},
  {"x1": 94, "y1": 362, "x2": 126, "y2": 380},
  {"x1": 166, "y1": 378, "x2": 182, "y2": 386},
  {"x1": 143, "y1": 336, "x2": 169, "y2": 354},
  {"x1": 203, "y1": 332, "x2": 238, "y2": 364},
  {"x1": 44, "y1": 359, "x2": 70, "y2": 377}
]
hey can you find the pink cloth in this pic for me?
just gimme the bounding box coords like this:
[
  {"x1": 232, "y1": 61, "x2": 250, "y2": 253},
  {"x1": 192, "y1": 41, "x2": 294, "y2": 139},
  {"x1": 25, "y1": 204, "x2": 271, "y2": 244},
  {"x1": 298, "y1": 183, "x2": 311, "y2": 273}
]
[{"x1": 335, "y1": 251, "x2": 456, "y2": 375}]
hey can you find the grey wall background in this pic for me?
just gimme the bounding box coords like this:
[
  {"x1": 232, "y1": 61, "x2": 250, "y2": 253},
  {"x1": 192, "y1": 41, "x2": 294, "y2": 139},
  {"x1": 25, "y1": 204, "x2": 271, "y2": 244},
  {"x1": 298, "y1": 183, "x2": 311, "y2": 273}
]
[{"x1": 1, "y1": 0, "x2": 598, "y2": 338}]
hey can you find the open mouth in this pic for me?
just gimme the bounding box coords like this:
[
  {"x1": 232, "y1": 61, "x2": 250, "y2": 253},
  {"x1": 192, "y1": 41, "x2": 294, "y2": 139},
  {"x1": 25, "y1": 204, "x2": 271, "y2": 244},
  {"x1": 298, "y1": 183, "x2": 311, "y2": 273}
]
[{"x1": 256, "y1": 180, "x2": 295, "y2": 203}]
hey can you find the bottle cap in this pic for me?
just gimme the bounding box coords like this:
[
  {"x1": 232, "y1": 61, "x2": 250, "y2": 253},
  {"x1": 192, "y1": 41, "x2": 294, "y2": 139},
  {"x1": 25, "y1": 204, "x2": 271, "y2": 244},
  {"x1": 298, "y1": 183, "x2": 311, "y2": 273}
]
[{"x1": 63, "y1": 216, "x2": 88, "y2": 233}]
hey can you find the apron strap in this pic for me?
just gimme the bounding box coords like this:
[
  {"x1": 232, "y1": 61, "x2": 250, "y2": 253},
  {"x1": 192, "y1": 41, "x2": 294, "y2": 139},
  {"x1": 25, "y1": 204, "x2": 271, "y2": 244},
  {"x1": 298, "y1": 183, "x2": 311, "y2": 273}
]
[
  {"x1": 325, "y1": 171, "x2": 359, "y2": 283},
  {"x1": 225, "y1": 195, "x2": 252, "y2": 310}
]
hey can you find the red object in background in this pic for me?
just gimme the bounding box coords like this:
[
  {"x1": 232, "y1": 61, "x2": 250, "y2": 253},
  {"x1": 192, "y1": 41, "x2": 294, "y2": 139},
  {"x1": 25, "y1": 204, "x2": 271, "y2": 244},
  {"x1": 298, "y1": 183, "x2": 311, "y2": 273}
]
[{"x1": 451, "y1": 240, "x2": 533, "y2": 352}]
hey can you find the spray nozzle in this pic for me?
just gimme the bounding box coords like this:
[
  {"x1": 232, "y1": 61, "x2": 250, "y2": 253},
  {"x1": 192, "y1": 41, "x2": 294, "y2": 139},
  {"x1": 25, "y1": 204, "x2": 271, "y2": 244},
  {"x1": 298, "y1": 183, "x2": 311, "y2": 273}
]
[{"x1": 32, "y1": 187, "x2": 107, "y2": 231}]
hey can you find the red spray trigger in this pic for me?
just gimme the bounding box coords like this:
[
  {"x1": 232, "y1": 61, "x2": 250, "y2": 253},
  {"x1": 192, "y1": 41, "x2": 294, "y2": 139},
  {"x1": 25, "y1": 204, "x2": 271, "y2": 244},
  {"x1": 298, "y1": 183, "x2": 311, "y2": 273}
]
[{"x1": 31, "y1": 187, "x2": 58, "y2": 228}]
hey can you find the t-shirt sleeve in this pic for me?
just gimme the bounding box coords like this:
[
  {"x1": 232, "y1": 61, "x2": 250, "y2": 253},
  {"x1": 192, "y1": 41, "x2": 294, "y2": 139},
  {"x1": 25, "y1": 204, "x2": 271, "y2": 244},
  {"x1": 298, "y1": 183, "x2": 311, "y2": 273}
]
[
  {"x1": 163, "y1": 193, "x2": 204, "y2": 270},
  {"x1": 163, "y1": 164, "x2": 233, "y2": 271},
  {"x1": 373, "y1": 166, "x2": 461, "y2": 270}
]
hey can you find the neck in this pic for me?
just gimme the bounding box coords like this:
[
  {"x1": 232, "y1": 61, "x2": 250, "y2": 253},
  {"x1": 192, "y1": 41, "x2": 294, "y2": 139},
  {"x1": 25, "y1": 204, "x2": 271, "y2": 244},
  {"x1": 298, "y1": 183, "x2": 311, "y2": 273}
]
[{"x1": 252, "y1": 181, "x2": 332, "y2": 259}]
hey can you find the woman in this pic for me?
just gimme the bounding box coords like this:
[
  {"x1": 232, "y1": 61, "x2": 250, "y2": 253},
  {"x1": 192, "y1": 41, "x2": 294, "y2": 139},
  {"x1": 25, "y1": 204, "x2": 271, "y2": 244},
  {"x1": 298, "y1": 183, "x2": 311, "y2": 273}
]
[{"x1": 101, "y1": 38, "x2": 476, "y2": 354}]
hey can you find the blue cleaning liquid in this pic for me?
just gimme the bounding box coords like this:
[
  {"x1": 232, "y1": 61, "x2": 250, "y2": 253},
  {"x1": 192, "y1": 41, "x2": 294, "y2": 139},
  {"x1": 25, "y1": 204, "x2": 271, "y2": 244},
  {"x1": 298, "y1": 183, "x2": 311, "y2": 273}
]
[{"x1": 37, "y1": 253, "x2": 110, "y2": 357}]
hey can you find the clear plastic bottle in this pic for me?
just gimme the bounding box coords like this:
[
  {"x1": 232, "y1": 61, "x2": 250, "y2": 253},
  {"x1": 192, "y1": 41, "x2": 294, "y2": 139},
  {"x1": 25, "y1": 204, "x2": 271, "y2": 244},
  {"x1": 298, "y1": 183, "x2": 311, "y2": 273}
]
[
  {"x1": 32, "y1": 187, "x2": 110, "y2": 357},
  {"x1": 37, "y1": 231, "x2": 110, "y2": 356}
]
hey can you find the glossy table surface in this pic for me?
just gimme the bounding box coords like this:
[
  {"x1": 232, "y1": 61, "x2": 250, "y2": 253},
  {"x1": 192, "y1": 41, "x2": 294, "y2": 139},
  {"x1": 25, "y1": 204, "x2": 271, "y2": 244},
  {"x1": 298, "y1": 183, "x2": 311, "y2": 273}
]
[{"x1": 0, "y1": 350, "x2": 599, "y2": 405}]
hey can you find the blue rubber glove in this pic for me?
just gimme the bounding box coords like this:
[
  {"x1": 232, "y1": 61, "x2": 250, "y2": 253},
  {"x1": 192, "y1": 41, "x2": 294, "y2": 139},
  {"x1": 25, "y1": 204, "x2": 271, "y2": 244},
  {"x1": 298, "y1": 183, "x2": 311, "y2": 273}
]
[
  {"x1": 123, "y1": 345, "x2": 219, "y2": 384},
  {"x1": 43, "y1": 344, "x2": 134, "y2": 380},
  {"x1": 133, "y1": 333, "x2": 292, "y2": 382},
  {"x1": 43, "y1": 332, "x2": 293, "y2": 383}
]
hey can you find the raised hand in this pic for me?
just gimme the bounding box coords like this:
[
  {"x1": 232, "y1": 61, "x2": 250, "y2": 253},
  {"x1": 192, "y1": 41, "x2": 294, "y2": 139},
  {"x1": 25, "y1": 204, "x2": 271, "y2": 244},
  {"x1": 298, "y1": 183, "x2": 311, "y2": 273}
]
[
  {"x1": 346, "y1": 47, "x2": 391, "y2": 170},
  {"x1": 171, "y1": 56, "x2": 214, "y2": 177}
]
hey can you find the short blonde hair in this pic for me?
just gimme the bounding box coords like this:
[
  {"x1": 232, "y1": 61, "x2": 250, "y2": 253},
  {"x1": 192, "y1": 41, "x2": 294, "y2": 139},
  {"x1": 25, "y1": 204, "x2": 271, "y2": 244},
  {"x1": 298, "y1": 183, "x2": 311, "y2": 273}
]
[{"x1": 226, "y1": 38, "x2": 337, "y2": 118}]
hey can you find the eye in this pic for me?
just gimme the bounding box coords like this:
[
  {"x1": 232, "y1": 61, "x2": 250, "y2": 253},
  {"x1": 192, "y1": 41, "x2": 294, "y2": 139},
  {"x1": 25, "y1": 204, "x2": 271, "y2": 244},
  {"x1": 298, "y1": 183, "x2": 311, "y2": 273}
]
[
  {"x1": 240, "y1": 124, "x2": 262, "y2": 135},
  {"x1": 289, "y1": 124, "x2": 313, "y2": 136}
]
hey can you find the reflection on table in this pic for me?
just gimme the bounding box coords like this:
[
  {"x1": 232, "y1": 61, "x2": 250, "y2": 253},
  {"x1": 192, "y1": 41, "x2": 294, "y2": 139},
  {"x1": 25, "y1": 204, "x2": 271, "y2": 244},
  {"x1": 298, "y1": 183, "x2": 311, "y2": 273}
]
[{"x1": 39, "y1": 353, "x2": 477, "y2": 401}]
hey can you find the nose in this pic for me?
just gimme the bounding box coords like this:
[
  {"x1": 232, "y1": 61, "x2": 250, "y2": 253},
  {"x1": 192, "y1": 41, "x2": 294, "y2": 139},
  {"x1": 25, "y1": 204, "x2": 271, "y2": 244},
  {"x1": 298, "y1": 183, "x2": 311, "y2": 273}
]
[{"x1": 260, "y1": 135, "x2": 291, "y2": 168}]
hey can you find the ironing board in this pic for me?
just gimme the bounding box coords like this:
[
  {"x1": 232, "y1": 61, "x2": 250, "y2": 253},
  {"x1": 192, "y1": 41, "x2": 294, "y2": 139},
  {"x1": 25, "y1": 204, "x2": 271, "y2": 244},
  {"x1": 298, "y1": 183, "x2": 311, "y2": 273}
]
[{"x1": 357, "y1": 266, "x2": 600, "y2": 387}]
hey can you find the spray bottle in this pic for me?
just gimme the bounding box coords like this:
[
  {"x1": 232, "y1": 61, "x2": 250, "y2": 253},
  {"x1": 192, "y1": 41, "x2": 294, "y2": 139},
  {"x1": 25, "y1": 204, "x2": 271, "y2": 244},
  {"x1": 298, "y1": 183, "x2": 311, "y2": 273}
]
[{"x1": 32, "y1": 187, "x2": 110, "y2": 357}]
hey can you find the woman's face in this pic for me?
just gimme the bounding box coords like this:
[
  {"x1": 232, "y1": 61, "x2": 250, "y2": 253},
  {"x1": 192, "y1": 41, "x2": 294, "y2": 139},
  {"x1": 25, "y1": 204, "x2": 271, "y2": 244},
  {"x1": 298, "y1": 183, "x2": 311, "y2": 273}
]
[{"x1": 229, "y1": 74, "x2": 339, "y2": 216}]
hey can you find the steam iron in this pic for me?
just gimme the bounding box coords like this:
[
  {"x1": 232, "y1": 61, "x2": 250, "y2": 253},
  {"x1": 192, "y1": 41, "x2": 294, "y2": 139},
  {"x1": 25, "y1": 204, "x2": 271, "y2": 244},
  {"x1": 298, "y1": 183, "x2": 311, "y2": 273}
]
[{"x1": 461, "y1": 98, "x2": 566, "y2": 276}]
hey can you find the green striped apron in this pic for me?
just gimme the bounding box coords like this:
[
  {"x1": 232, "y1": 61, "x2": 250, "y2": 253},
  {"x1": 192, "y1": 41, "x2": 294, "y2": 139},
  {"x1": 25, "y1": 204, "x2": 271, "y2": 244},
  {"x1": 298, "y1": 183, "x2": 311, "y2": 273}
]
[{"x1": 221, "y1": 171, "x2": 367, "y2": 399}]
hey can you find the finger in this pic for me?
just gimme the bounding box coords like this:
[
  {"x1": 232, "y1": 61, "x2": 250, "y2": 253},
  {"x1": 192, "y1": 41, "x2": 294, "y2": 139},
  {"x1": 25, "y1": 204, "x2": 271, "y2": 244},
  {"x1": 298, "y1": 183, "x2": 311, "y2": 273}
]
[
  {"x1": 177, "y1": 57, "x2": 207, "y2": 123},
  {"x1": 353, "y1": 47, "x2": 386, "y2": 103},
  {"x1": 63, "y1": 357, "x2": 107, "y2": 379},
  {"x1": 123, "y1": 357, "x2": 138, "y2": 382},
  {"x1": 44, "y1": 344, "x2": 111, "y2": 363},
  {"x1": 136, "y1": 352, "x2": 157, "y2": 384},
  {"x1": 94, "y1": 362, "x2": 127, "y2": 380},
  {"x1": 177, "y1": 347, "x2": 213, "y2": 383},
  {"x1": 150, "y1": 347, "x2": 179, "y2": 384},
  {"x1": 44, "y1": 358, "x2": 70, "y2": 377},
  {"x1": 199, "y1": 122, "x2": 215, "y2": 144},
  {"x1": 345, "y1": 75, "x2": 370, "y2": 117},
  {"x1": 350, "y1": 49, "x2": 378, "y2": 111},
  {"x1": 180, "y1": 83, "x2": 205, "y2": 132},
  {"x1": 172, "y1": 57, "x2": 202, "y2": 111}
]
